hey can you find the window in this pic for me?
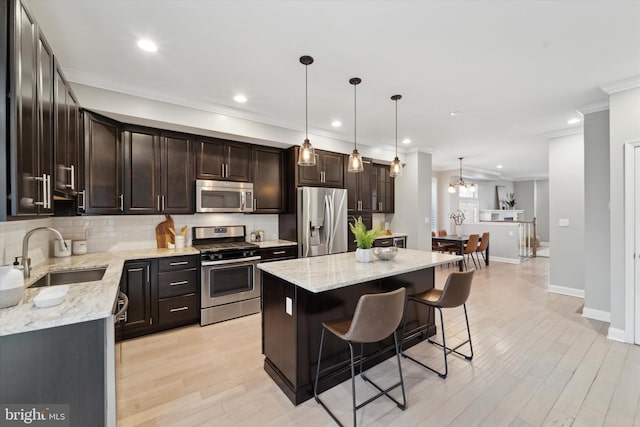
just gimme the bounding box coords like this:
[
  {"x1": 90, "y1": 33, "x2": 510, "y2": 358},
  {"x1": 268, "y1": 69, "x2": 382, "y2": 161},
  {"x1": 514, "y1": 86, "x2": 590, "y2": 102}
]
[{"x1": 458, "y1": 182, "x2": 478, "y2": 222}]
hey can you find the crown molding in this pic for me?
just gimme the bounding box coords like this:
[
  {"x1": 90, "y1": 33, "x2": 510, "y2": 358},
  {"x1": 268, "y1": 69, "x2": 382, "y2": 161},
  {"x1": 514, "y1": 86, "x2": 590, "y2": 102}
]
[
  {"x1": 544, "y1": 126, "x2": 583, "y2": 139},
  {"x1": 599, "y1": 75, "x2": 640, "y2": 95},
  {"x1": 512, "y1": 176, "x2": 549, "y2": 182},
  {"x1": 577, "y1": 100, "x2": 609, "y2": 115}
]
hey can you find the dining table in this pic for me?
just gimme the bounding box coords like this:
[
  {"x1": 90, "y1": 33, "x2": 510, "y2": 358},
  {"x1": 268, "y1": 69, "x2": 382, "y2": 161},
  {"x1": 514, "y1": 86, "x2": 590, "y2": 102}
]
[{"x1": 431, "y1": 234, "x2": 489, "y2": 271}]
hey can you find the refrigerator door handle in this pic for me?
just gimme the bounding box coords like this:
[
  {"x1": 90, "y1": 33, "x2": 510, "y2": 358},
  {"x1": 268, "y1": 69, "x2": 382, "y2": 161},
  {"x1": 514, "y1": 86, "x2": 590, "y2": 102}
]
[{"x1": 327, "y1": 194, "x2": 335, "y2": 253}]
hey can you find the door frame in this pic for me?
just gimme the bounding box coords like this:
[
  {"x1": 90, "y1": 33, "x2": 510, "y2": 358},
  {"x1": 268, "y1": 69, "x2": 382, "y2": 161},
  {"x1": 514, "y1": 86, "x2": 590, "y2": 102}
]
[{"x1": 624, "y1": 141, "x2": 640, "y2": 343}]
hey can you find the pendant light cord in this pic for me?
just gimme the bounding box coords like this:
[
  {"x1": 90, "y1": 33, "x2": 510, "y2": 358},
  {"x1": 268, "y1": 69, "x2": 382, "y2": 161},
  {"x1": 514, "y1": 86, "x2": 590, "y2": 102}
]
[
  {"x1": 305, "y1": 64, "x2": 308, "y2": 140},
  {"x1": 353, "y1": 82, "x2": 357, "y2": 150},
  {"x1": 395, "y1": 99, "x2": 398, "y2": 156}
]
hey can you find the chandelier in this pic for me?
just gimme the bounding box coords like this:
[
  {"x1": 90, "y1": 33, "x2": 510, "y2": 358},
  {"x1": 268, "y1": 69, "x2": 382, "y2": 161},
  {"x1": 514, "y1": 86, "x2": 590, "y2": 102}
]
[{"x1": 448, "y1": 157, "x2": 475, "y2": 193}]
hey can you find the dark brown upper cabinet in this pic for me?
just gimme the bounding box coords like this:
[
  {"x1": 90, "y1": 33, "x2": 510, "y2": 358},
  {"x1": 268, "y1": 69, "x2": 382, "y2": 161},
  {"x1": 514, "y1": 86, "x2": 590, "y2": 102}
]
[
  {"x1": 345, "y1": 158, "x2": 375, "y2": 212},
  {"x1": 374, "y1": 163, "x2": 395, "y2": 213},
  {"x1": 54, "y1": 63, "x2": 80, "y2": 197},
  {"x1": 123, "y1": 126, "x2": 195, "y2": 214},
  {"x1": 196, "y1": 138, "x2": 250, "y2": 182},
  {"x1": 294, "y1": 147, "x2": 344, "y2": 188},
  {"x1": 82, "y1": 111, "x2": 123, "y2": 214},
  {"x1": 161, "y1": 132, "x2": 195, "y2": 214},
  {"x1": 9, "y1": 2, "x2": 54, "y2": 216},
  {"x1": 251, "y1": 146, "x2": 285, "y2": 213}
]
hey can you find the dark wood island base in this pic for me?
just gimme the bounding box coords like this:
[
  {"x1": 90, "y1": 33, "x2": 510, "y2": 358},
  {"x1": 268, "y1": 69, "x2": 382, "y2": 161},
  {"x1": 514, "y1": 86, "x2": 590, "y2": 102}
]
[{"x1": 261, "y1": 267, "x2": 438, "y2": 405}]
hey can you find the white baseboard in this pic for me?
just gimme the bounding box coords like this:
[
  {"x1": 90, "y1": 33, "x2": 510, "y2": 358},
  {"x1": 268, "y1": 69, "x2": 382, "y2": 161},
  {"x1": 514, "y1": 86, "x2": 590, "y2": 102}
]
[
  {"x1": 607, "y1": 327, "x2": 627, "y2": 343},
  {"x1": 582, "y1": 307, "x2": 611, "y2": 323},
  {"x1": 490, "y1": 256, "x2": 521, "y2": 264},
  {"x1": 547, "y1": 284, "x2": 585, "y2": 298}
]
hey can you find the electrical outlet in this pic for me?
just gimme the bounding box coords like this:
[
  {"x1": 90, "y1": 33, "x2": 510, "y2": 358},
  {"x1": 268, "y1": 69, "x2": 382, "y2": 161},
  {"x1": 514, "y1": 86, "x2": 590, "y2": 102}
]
[{"x1": 559, "y1": 219, "x2": 570, "y2": 227}]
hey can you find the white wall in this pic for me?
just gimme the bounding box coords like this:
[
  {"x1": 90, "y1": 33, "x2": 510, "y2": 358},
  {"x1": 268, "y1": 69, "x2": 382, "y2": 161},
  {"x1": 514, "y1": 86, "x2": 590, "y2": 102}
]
[
  {"x1": 462, "y1": 222, "x2": 520, "y2": 262},
  {"x1": 609, "y1": 87, "x2": 640, "y2": 335},
  {"x1": 535, "y1": 180, "x2": 550, "y2": 242},
  {"x1": 514, "y1": 181, "x2": 535, "y2": 220},
  {"x1": 583, "y1": 109, "x2": 611, "y2": 320},
  {"x1": 549, "y1": 132, "x2": 585, "y2": 296},
  {"x1": 391, "y1": 151, "x2": 432, "y2": 250},
  {"x1": 0, "y1": 218, "x2": 53, "y2": 266}
]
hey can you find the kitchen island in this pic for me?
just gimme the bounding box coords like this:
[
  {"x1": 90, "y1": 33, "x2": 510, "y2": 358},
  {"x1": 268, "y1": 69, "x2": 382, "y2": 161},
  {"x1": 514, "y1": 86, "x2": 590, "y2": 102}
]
[{"x1": 258, "y1": 249, "x2": 459, "y2": 405}]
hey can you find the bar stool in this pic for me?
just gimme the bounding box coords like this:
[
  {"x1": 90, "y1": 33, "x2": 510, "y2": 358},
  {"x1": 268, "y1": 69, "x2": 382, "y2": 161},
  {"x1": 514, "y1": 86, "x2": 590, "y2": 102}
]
[
  {"x1": 314, "y1": 288, "x2": 407, "y2": 426},
  {"x1": 400, "y1": 270, "x2": 474, "y2": 378}
]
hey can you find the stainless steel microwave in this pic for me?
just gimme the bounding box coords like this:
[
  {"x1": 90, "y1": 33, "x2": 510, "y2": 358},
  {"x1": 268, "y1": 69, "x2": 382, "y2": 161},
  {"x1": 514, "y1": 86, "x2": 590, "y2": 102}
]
[{"x1": 196, "y1": 180, "x2": 254, "y2": 213}]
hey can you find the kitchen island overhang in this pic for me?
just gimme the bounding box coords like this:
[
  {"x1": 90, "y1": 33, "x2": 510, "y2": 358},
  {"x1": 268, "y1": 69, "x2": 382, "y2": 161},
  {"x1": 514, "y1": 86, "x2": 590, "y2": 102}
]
[{"x1": 258, "y1": 249, "x2": 460, "y2": 405}]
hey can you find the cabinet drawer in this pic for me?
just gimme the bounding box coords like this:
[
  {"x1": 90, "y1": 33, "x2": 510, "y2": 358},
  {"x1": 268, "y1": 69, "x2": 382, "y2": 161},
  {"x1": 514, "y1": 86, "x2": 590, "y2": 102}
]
[
  {"x1": 259, "y1": 246, "x2": 297, "y2": 261},
  {"x1": 158, "y1": 269, "x2": 199, "y2": 298},
  {"x1": 158, "y1": 255, "x2": 199, "y2": 272},
  {"x1": 158, "y1": 293, "x2": 199, "y2": 325},
  {"x1": 374, "y1": 238, "x2": 394, "y2": 247}
]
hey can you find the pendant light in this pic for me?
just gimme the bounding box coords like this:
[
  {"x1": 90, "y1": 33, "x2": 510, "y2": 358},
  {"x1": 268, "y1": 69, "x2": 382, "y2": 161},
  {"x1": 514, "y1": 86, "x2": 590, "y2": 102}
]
[
  {"x1": 347, "y1": 77, "x2": 364, "y2": 173},
  {"x1": 389, "y1": 95, "x2": 402, "y2": 177},
  {"x1": 448, "y1": 157, "x2": 476, "y2": 193},
  {"x1": 297, "y1": 55, "x2": 316, "y2": 166}
]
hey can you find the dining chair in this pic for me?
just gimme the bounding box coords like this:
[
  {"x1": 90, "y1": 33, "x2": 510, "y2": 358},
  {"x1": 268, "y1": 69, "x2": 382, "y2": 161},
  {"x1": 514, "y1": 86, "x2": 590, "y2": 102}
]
[
  {"x1": 400, "y1": 270, "x2": 475, "y2": 378},
  {"x1": 314, "y1": 288, "x2": 407, "y2": 426},
  {"x1": 462, "y1": 234, "x2": 480, "y2": 270},
  {"x1": 475, "y1": 232, "x2": 489, "y2": 268}
]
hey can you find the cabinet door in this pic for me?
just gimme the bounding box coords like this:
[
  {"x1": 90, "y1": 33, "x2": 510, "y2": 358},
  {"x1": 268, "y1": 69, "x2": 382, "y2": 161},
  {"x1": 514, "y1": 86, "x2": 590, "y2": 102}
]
[
  {"x1": 376, "y1": 164, "x2": 394, "y2": 213},
  {"x1": 120, "y1": 261, "x2": 153, "y2": 333},
  {"x1": 36, "y1": 28, "x2": 53, "y2": 214},
  {"x1": 67, "y1": 89, "x2": 79, "y2": 195},
  {"x1": 196, "y1": 138, "x2": 225, "y2": 180},
  {"x1": 123, "y1": 126, "x2": 160, "y2": 214},
  {"x1": 359, "y1": 161, "x2": 374, "y2": 211},
  {"x1": 226, "y1": 141, "x2": 251, "y2": 182},
  {"x1": 344, "y1": 156, "x2": 358, "y2": 211},
  {"x1": 162, "y1": 133, "x2": 194, "y2": 213},
  {"x1": 13, "y1": 2, "x2": 38, "y2": 215},
  {"x1": 320, "y1": 151, "x2": 344, "y2": 188},
  {"x1": 83, "y1": 112, "x2": 123, "y2": 214},
  {"x1": 298, "y1": 152, "x2": 322, "y2": 185},
  {"x1": 53, "y1": 64, "x2": 69, "y2": 194},
  {"x1": 252, "y1": 146, "x2": 284, "y2": 212}
]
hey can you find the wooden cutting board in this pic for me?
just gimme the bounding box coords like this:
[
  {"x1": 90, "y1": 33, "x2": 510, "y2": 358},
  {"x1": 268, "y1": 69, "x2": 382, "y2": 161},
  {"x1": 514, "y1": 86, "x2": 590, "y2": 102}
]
[{"x1": 155, "y1": 215, "x2": 175, "y2": 248}]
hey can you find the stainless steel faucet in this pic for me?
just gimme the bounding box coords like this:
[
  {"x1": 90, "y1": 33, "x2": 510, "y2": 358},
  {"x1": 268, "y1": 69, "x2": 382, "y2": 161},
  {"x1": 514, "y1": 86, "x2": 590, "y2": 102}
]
[{"x1": 21, "y1": 227, "x2": 67, "y2": 278}]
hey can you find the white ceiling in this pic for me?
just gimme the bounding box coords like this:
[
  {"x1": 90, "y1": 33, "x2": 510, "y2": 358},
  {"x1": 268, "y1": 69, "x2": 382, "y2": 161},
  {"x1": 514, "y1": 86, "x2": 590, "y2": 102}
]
[{"x1": 25, "y1": 0, "x2": 640, "y2": 180}]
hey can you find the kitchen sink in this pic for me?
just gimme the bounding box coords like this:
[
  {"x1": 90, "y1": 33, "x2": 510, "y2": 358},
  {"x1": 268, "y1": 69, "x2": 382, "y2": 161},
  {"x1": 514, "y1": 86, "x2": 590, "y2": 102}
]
[{"x1": 30, "y1": 267, "x2": 107, "y2": 288}]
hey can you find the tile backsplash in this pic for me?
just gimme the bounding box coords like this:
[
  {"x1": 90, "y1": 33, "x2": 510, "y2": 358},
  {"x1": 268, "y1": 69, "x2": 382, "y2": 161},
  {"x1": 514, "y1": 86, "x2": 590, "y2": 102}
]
[{"x1": 1, "y1": 214, "x2": 279, "y2": 267}]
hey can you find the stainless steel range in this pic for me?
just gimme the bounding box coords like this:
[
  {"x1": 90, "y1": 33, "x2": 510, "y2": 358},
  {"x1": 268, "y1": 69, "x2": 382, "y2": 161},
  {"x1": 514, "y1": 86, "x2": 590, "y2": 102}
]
[{"x1": 192, "y1": 225, "x2": 261, "y2": 326}]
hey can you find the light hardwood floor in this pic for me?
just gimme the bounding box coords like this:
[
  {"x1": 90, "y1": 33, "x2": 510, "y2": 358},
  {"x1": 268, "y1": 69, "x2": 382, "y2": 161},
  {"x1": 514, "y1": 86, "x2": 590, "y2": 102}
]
[{"x1": 116, "y1": 257, "x2": 640, "y2": 426}]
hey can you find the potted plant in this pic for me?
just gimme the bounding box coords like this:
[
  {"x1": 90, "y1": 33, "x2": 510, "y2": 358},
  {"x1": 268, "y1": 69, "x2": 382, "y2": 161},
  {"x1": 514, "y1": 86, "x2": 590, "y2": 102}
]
[
  {"x1": 349, "y1": 216, "x2": 382, "y2": 262},
  {"x1": 506, "y1": 193, "x2": 516, "y2": 209},
  {"x1": 449, "y1": 210, "x2": 465, "y2": 237}
]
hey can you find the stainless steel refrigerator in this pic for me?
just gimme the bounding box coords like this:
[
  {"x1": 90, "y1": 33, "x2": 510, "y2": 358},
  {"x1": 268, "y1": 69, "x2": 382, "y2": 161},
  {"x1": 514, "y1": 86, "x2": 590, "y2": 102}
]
[{"x1": 297, "y1": 187, "x2": 348, "y2": 257}]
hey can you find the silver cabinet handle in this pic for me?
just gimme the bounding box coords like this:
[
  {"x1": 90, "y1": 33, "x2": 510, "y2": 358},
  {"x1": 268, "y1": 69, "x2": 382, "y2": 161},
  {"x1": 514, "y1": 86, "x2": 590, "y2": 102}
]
[
  {"x1": 169, "y1": 261, "x2": 188, "y2": 266},
  {"x1": 379, "y1": 202, "x2": 383, "y2": 211},
  {"x1": 128, "y1": 268, "x2": 143, "y2": 272},
  {"x1": 42, "y1": 174, "x2": 50, "y2": 209},
  {"x1": 78, "y1": 190, "x2": 86, "y2": 210},
  {"x1": 170, "y1": 306, "x2": 189, "y2": 313},
  {"x1": 119, "y1": 194, "x2": 124, "y2": 211},
  {"x1": 225, "y1": 164, "x2": 229, "y2": 177},
  {"x1": 254, "y1": 198, "x2": 257, "y2": 210},
  {"x1": 221, "y1": 163, "x2": 225, "y2": 177},
  {"x1": 169, "y1": 280, "x2": 189, "y2": 286},
  {"x1": 162, "y1": 195, "x2": 165, "y2": 211},
  {"x1": 157, "y1": 195, "x2": 161, "y2": 211},
  {"x1": 273, "y1": 250, "x2": 286, "y2": 255},
  {"x1": 114, "y1": 291, "x2": 129, "y2": 323},
  {"x1": 70, "y1": 165, "x2": 75, "y2": 190}
]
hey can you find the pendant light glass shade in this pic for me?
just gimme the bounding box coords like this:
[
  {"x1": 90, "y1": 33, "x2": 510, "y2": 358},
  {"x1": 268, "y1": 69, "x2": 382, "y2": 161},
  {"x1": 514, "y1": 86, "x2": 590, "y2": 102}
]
[
  {"x1": 298, "y1": 56, "x2": 317, "y2": 166},
  {"x1": 347, "y1": 77, "x2": 364, "y2": 173},
  {"x1": 389, "y1": 94, "x2": 403, "y2": 177}
]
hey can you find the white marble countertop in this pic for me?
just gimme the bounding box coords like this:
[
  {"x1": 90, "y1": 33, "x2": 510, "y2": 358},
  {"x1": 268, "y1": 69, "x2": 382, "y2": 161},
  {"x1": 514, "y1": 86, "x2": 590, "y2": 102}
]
[
  {"x1": 0, "y1": 247, "x2": 199, "y2": 337},
  {"x1": 255, "y1": 239, "x2": 297, "y2": 248},
  {"x1": 257, "y1": 249, "x2": 460, "y2": 293}
]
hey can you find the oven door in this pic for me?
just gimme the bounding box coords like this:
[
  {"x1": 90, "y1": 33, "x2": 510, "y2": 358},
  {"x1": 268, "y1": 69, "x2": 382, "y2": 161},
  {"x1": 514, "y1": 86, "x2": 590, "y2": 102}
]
[{"x1": 201, "y1": 257, "x2": 261, "y2": 308}]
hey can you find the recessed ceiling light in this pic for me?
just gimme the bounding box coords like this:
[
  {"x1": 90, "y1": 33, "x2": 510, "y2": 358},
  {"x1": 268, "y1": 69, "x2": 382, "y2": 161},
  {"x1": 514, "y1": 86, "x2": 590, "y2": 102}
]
[
  {"x1": 567, "y1": 117, "x2": 581, "y2": 125},
  {"x1": 402, "y1": 138, "x2": 411, "y2": 144},
  {"x1": 449, "y1": 111, "x2": 461, "y2": 117},
  {"x1": 137, "y1": 39, "x2": 157, "y2": 52},
  {"x1": 233, "y1": 94, "x2": 247, "y2": 103},
  {"x1": 331, "y1": 120, "x2": 342, "y2": 127},
  {"x1": 497, "y1": 165, "x2": 503, "y2": 169}
]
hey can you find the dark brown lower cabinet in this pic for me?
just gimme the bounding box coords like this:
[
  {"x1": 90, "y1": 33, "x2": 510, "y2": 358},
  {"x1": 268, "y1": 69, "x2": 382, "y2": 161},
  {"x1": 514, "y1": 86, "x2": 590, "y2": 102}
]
[{"x1": 118, "y1": 255, "x2": 199, "y2": 340}]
